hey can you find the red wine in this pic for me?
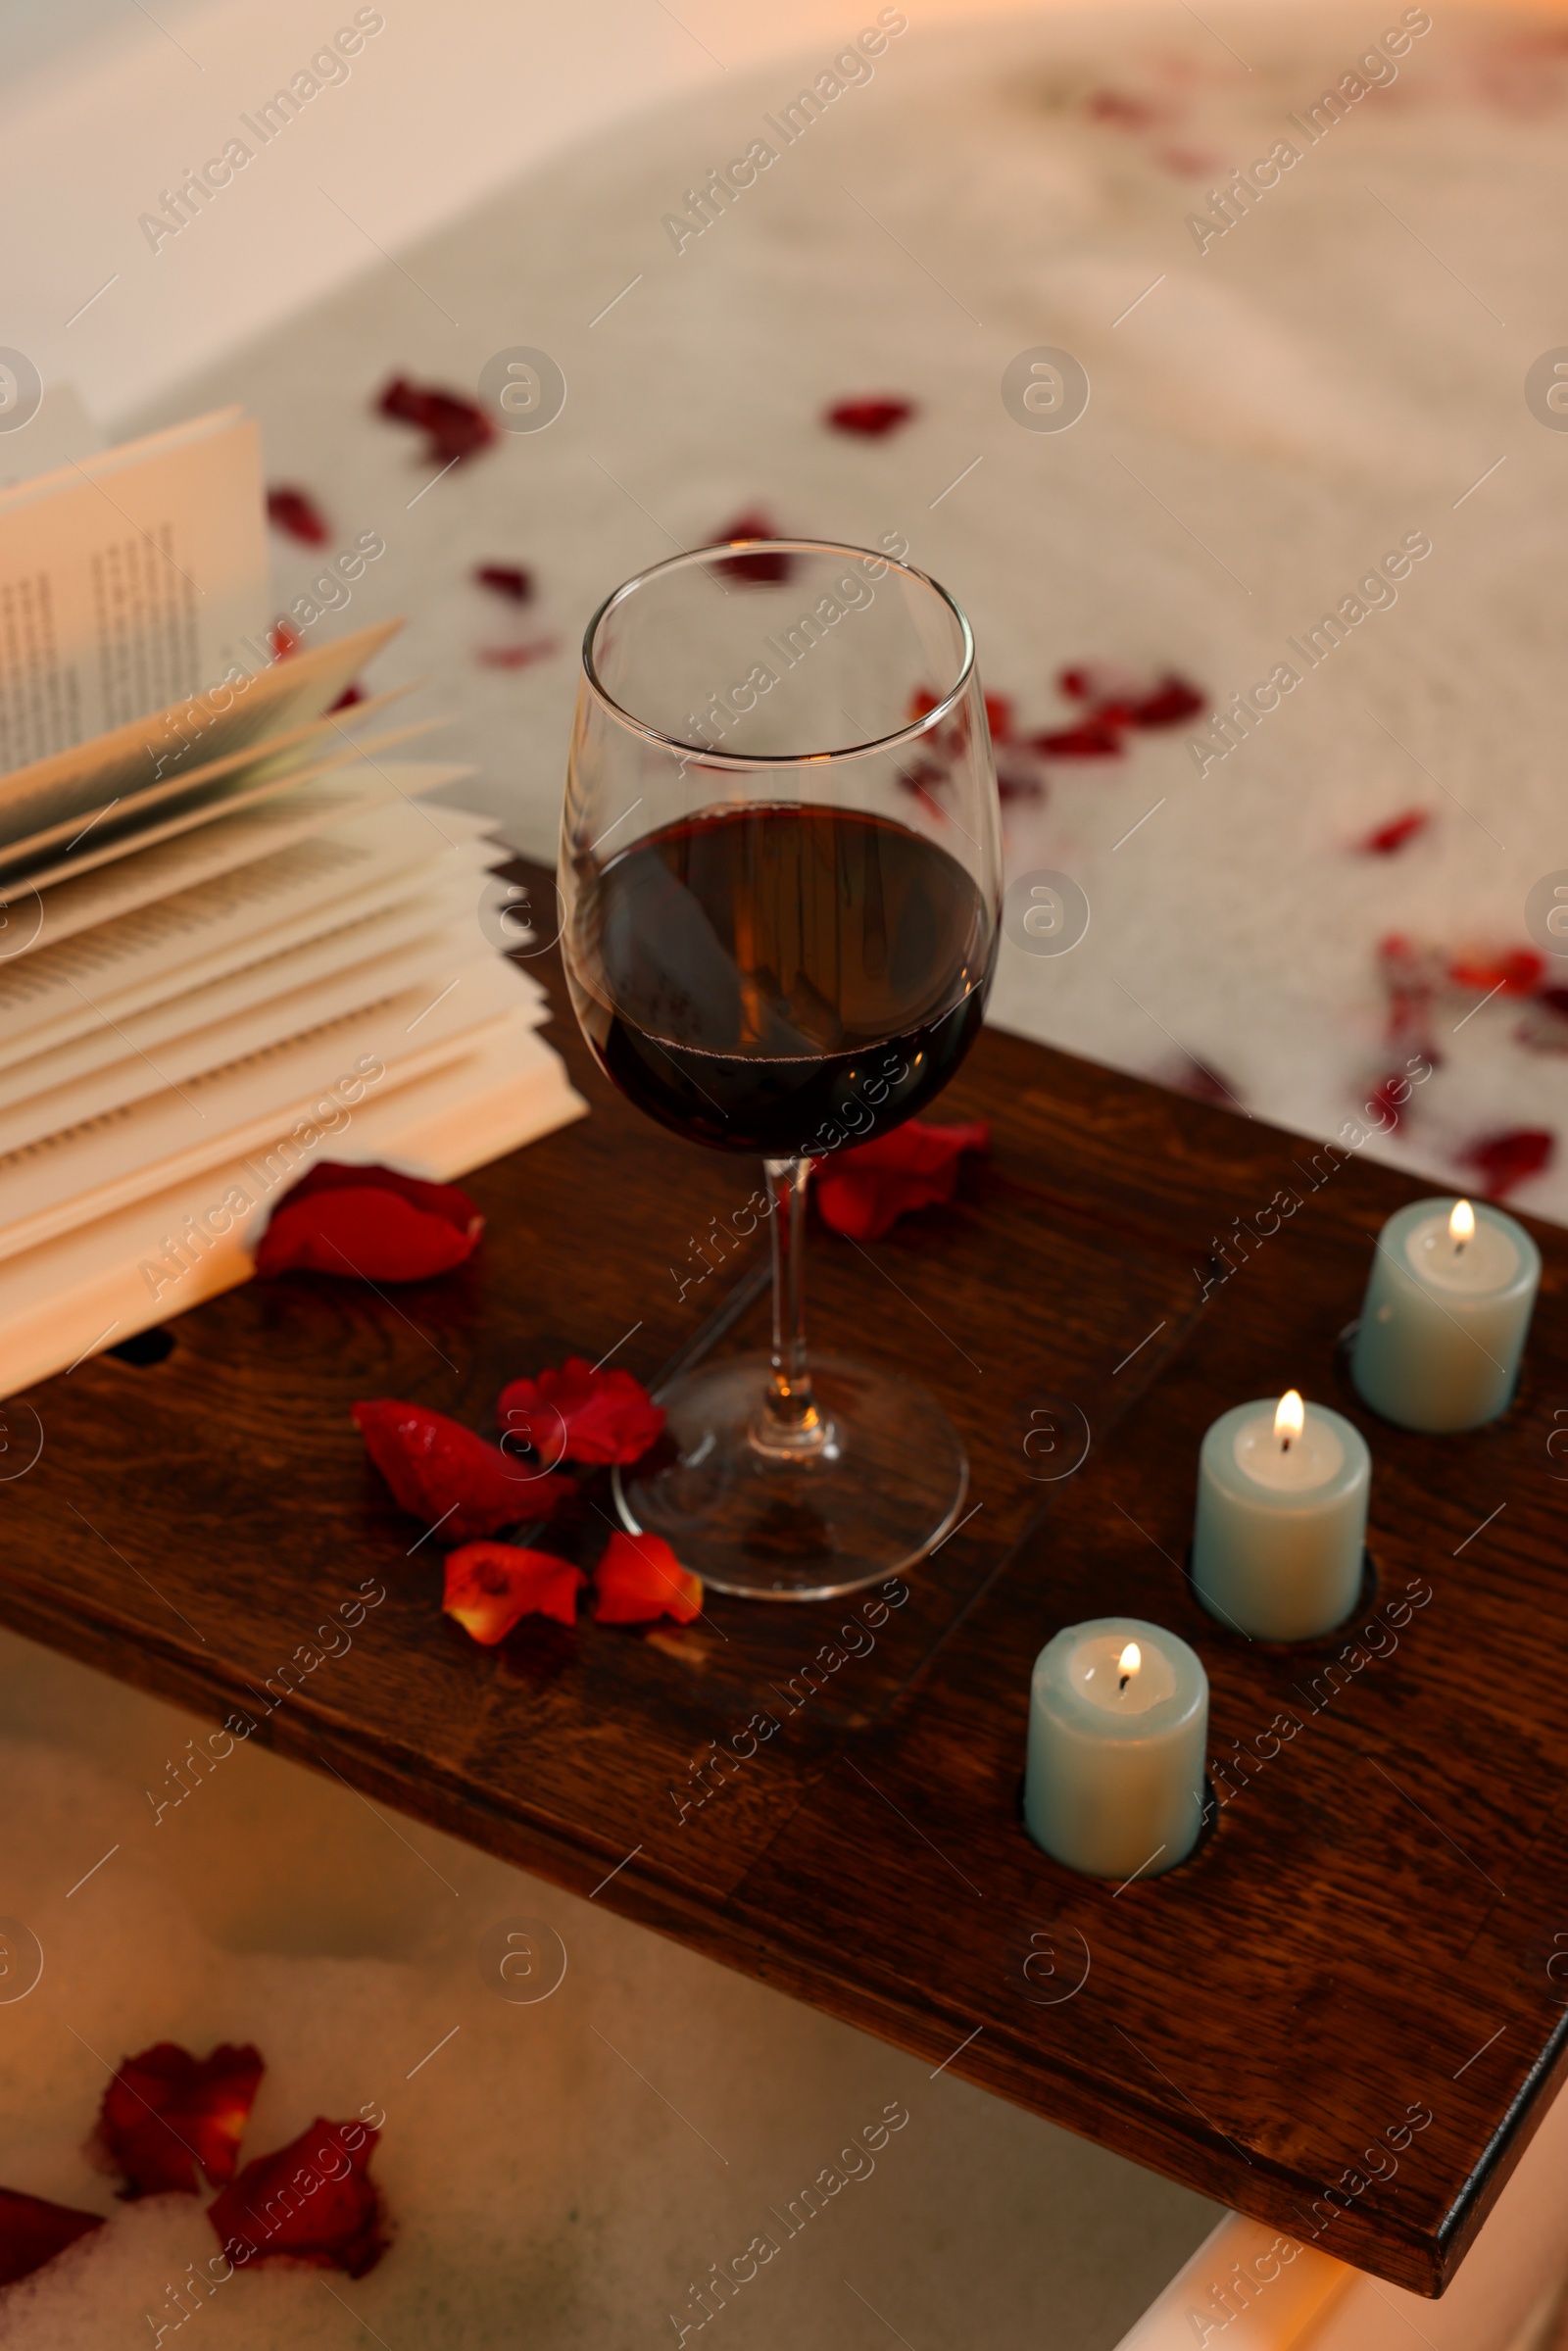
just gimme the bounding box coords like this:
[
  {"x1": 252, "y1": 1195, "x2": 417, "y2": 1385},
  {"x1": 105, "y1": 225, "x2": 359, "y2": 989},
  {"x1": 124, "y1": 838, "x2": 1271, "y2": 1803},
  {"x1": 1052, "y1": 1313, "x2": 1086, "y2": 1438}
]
[{"x1": 564, "y1": 804, "x2": 996, "y2": 1156}]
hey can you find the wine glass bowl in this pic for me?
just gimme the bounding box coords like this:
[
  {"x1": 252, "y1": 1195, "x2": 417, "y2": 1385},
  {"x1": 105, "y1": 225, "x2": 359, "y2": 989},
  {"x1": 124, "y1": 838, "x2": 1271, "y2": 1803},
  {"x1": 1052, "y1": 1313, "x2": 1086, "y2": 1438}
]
[{"x1": 560, "y1": 539, "x2": 1003, "y2": 1598}]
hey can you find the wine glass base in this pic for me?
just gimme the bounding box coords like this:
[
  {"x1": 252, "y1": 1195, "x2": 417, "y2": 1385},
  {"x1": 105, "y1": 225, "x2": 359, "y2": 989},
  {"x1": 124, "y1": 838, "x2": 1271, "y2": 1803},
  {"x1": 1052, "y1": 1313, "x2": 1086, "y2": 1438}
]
[{"x1": 612, "y1": 1352, "x2": 968, "y2": 1601}]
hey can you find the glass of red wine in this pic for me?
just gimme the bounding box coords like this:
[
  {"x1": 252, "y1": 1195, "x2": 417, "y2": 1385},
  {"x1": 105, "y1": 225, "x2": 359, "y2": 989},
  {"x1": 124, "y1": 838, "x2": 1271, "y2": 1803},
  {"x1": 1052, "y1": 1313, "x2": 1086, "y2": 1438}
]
[{"x1": 560, "y1": 536, "x2": 1002, "y2": 1599}]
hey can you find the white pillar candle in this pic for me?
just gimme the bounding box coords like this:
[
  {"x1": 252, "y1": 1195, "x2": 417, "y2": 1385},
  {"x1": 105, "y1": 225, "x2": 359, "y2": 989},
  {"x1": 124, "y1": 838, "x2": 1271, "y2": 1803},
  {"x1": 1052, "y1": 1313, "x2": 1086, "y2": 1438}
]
[
  {"x1": 1024, "y1": 1618, "x2": 1208, "y2": 1881},
  {"x1": 1192, "y1": 1392, "x2": 1371, "y2": 1641},
  {"x1": 1351, "y1": 1197, "x2": 1541, "y2": 1433}
]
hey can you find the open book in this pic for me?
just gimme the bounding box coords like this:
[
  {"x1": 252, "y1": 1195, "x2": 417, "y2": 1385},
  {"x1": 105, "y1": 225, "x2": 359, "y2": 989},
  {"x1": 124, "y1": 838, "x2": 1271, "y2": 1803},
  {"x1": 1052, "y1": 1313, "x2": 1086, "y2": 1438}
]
[{"x1": 0, "y1": 407, "x2": 583, "y2": 1396}]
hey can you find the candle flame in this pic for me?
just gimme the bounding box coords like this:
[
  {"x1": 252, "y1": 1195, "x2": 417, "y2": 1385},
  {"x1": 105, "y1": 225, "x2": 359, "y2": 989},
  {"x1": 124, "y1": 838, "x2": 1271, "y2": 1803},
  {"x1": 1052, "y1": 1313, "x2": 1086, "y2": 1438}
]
[
  {"x1": 1449, "y1": 1199, "x2": 1475, "y2": 1248},
  {"x1": 1117, "y1": 1641, "x2": 1141, "y2": 1691},
  {"x1": 1274, "y1": 1389, "x2": 1304, "y2": 1448}
]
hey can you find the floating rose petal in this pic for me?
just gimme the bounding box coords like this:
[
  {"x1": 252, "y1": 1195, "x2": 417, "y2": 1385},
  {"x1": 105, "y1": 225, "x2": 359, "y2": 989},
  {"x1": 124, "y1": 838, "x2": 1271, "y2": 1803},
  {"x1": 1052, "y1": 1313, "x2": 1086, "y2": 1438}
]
[
  {"x1": 1361, "y1": 808, "x2": 1430, "y2": 856},
  {"x1": 477, "y1": 639, "x2": 561, "y2": 669},
  {"x1": 1459, "y1": 1127, "x2": 1555, "y2": 1200},
  {"x1": 258, "y1": 1162, "x2": 482, "y2": 1283},
  {"x1": 1128, "y1": 673, "x2": 1205, "y2": 728},
  {"x1": 267, "y1": 486, "x2": 329, "y2": 547},
  {"x1": 824, "y1": 395, "x2": 916, "y2": 439},
  {"x1": 497, "y1": 1356, "x2": 664, "y2": 1468},
  {"x1": 1449, "y1": 948, "x2": 1544, "y2": 997},
  {"x1": 0, "y1": 2188, "x2": 103, "y2": 2289},
  {"x1": 269, "y1": 619, "x2": 301, "y2": 661},
  {"x1": 352, "y1": 1400, "x2": 568, "y2": 1542},
  {"x1": 327, "y1": 683, "x2": 366, "y2": 711},
  {"x1": 815, "y1": 1119, "x2": 990, "y2": 1242},
  {"x1": 209, "y1": 2118, "x2": 385, "y2": 2279},
  {"x1": 96, "y1": 2041, "x2": 265, "y2": 2198},
  {"x1": 1027, "y1": 719, "x2": 1127, "y2": 759},
  {"x1": 474, "y1": 563, "x2": 533, "y2": 603},
  {"x1": 376, "y1": 375, "x2": 496, "y2": 465},
  {"x1": 593, "y1": 1530, "x2": 703, "y2": 1625},
  {"x1": 712, "y1": 511, "x2": 793, "y2": 584},
  {"x1": 444, "y1": 1543, "x2": 584, "y2": 1642}
]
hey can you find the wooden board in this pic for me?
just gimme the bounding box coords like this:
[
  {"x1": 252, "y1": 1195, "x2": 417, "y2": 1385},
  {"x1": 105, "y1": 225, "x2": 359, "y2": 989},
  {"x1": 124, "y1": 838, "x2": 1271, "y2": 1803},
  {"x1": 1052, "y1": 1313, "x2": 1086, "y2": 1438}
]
[{"x1": 4, "y1": 859, "x2": 1565, "y2": 2296}]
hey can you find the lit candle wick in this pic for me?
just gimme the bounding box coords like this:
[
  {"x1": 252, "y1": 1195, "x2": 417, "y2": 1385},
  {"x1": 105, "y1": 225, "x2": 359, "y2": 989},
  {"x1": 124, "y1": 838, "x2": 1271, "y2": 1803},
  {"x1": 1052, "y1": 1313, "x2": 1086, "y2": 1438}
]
[
  {"x1": 1274, "y1": 1388, "x2": 1304, "y2": 1454},
  {"x1": 1117, "y1": 1640, "x2": 1141, "y2": 1693},
  {"x1": 1449, "y1": 1198, "x2": 1475, "y2": 1256}
]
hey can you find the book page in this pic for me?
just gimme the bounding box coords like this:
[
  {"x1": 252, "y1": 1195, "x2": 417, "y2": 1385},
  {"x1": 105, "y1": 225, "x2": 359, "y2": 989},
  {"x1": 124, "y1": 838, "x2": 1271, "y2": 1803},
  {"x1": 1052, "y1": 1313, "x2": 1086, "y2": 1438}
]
[
  {"x1": 0, "y1": 822, "x2": 505, "y2": 1069},
  {"x1": 0, "y1": 613, "x2": 402, "y2": 848},
  {"x1": 0, "y1": 409, "x2": 272, "y2": 772}
]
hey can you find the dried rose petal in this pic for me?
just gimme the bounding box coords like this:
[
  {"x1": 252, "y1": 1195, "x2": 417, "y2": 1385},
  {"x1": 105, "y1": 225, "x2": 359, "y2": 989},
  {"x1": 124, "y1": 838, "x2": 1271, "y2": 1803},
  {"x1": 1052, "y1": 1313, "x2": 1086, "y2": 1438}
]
[
  {"x1": 1027, "y1": 719, "x2": 1127, "y2": 759},
  {"x1": 815, "y1": 1119, "x2": 990, "y2": 1242},
  {"x1": 0, "y1": 2188, "x2": 103, "y2": 2289},
  {"x1": 712, "y1": 511, "x2": 793, "y2": 585},
  {"x1": 258, "y1": 1162, "x2": 482, "y2": 1284},
  {"x1": 209, "y1": 2118, "x2": 384, "y2": 2278},
  {"x1": 473, "y1": 563, "x2": 533, "y2": 603},
  {"x1": 444, "y1": 1543, "x2": 583, "y2": 1642},
  {"x1": 1128, "y1": 674, "x2": 1205, "y2": 728},
  {"x1": 1459, "y1": 1128, "x2": 1554, "y2": 1200},
  {"x1": 477, "y1": 639, "x2": 561, "y2": 669},
  {"x1": 824, "y1": 395, "x2": 916, "y2": 439},
  {"x1": 328, "y1": 683, "x2": 366, "y2": 711},
  {"x1": 1361, "y1": 809, "x2": 1430, "y2": 856},
  {"x1": 352, "y1": 1400, "x2": 569, "y2": 1543},
  {"x1": 498, "y1": 1356, "x2": 663, "y2": 1468},
  {"x1": 376, "y1": 374, "x2": 496, "y2": 465},
  {"x1": 97, "y1": 2041, "x2": 265, "y2": 2197},
  {"x1": 267, "y1": 486, "x2": 329, "y2": 547},
  {"x1": 1448, "y1": 948, "x2": 1544, "y2": 997},
  {"x1": 593, "y1": 1530, "x2": 703, "y2": 1625}
]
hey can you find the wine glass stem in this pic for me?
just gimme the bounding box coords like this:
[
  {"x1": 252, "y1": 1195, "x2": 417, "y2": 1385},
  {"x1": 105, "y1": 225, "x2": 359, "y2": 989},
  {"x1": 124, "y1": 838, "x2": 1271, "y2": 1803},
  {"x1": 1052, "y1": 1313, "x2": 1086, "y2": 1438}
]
[{"x1": 758, "y1": 1155, "x2": 828, "y2": 1456}]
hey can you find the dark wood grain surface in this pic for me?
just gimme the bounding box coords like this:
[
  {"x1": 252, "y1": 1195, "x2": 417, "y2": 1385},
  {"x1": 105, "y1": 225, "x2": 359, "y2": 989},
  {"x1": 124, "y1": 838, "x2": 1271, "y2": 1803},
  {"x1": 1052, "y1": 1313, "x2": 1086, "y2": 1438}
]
[{"x1": 6, "y1": 859, "x2": 1566, "y2": 2296}]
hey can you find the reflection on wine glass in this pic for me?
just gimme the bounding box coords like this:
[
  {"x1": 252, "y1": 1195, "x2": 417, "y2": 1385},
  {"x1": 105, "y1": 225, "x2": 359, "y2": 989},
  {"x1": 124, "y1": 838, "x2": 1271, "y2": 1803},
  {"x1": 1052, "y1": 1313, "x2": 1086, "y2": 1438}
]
[{"x1": 560, "y1": 536, "x2": 1002, "y2": 1599}]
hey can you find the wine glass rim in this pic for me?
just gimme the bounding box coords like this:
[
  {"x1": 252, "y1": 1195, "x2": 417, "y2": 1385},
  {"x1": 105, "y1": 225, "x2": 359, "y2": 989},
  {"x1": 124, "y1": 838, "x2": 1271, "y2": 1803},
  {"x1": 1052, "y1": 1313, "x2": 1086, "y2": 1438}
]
[{"x1": 579, "y1": 537, "x2": 977, "y2": 768}]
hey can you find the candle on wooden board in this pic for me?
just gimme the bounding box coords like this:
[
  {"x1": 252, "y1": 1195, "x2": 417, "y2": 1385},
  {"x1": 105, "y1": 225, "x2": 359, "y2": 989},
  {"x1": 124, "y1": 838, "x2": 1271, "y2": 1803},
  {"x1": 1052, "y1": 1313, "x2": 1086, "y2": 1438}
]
[
  {"x1": 1351, "y1": 1197, "x2": 1541, "y2": 1433},
  {"x1": 1192, "y1": 1390, "x2": 1370, "y2": 1642},
  {"x1": 1024, "y1": 1617, "x2": 1208, "y2": 1880}
]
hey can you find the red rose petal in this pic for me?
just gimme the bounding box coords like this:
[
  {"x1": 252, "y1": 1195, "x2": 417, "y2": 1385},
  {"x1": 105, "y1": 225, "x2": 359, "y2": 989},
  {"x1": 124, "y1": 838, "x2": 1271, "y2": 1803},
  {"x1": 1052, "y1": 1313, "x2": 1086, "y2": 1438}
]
[
  {"x1": 1366, "y1": 1071, "x2": 1411, "y2": 1131},
  {"x1": 444, "y1": 1543, "x2": 584, "y2": 1642},
  {"x1": 97, "y1": 2042, "x2": 265, "y2": 2197},
  {"x1": 824, "y1": 395, "x2": 916, "y2": 439},
  {"x1": 209, "y1": 2118, "x2": 385, "y2": 2279},
  {"x1": 375, "y1": 375, "x2": 496, "y2": 465},
  {"x1": 1027, "y1": 719, "x2": 1128, "y2": 759},
  {"x1": 712, "y1": 511, "x2": 793, "y2": 584},
  {"x1": 1448, "y1": 948, "x2": 1544, "y2": 997},
  {"x1": 815, "y1": 1119, "x2": 990, "y2": 1242},
  {"x1": 269, "y1": 619, "x2": 301, "y2": 661},
  {"x1": 1361, "y1": 808, "x2": 1430, "y2": 856},
  {"x1": 997, "y1": 770, "x2": 1046, "y2": 804},
  {"x1": 1459, "y1": 1127, "x2": 1554, "y2": 1200},
  {"x1": 328, "y1": 683, "x2": 366, "y2": 711},
  {"x1": 267, "y1": 486, "x2": 329, "y2": 546},
  {"x1": 1084, "y1": 88, "x2": 1165, "y2": 128},
  {"x1": 1057, "y1": 662, "x2": 1140, "y2": 706},
  {"x1": 352, "y1": 1400, "x2": 568, "y2": 1543},
  {"x1": 473, "y1": 563, "x2": 533, "y2": 603},
  {"x1": 497, "y1": 1356, "x2": 664, "y2": 1469},
  {"x1": 258, "y1": 1162, "x2": 482, "y2": 1283},
  {"x1": 1128, "y1": 673, "x2": 1205, "y2": 728},
  {"x1": 593, "y1": 1530, "x2": 703, "y2": 1625},
  {"x1": 0, "y1": 2188, "x2": 103, "y2": 2289},
  {"x1": 477, "y1": 639, "x2": 561, "y2": 669},
  {"x1": 983, "y1": 692, "x2": 1014, "y2": 742}
]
